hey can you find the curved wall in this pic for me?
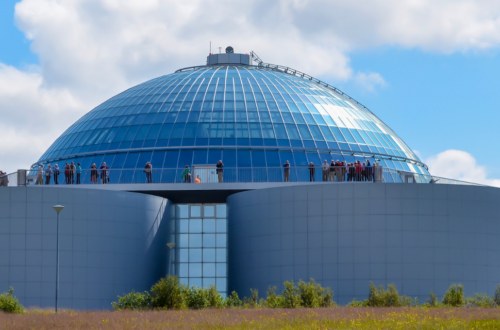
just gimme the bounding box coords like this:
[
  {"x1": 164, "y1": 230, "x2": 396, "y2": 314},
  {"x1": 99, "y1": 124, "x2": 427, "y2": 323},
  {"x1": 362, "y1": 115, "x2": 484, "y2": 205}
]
[
  {"x1": 0, "y1": 186, "x2": 171, "y2": 310},
  {"x1": 227, "y1": 183, "x2": 500, "y2": 304}
]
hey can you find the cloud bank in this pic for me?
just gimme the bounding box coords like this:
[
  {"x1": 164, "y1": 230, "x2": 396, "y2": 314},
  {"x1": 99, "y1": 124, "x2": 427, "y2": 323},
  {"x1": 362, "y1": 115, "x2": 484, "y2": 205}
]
[
  {"x1": 426, "y1": 150, "x2": 500, "y2": 187},
  {"x1": 2, "y1": 0, "x2": 500, "y2": 172}
]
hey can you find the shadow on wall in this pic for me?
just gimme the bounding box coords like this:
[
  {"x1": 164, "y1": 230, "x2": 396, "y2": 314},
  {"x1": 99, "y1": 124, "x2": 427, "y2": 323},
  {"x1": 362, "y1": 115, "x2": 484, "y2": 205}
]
[{"x1": 143, "y1": 199, "x2": 173, "y2": 288}]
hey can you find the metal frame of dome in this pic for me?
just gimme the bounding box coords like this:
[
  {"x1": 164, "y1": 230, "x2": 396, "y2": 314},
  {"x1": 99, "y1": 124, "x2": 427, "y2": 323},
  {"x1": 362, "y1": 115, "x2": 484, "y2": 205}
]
[
  {"x1": 33, "y1": 51, "x2": 428, "y2": 177},
  {"x1": 173, "y1": 53, "x2": 427, "y2": 171}
]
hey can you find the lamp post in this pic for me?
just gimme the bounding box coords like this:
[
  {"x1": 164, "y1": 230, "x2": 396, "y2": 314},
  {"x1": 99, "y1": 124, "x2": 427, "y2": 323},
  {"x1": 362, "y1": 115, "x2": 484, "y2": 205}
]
[
  {"x1": 166, "y1": 243, "x2": 175, "y2": 277},
  {"x1": 52, "y1": 205, "x2": 64, "y2": 313}
]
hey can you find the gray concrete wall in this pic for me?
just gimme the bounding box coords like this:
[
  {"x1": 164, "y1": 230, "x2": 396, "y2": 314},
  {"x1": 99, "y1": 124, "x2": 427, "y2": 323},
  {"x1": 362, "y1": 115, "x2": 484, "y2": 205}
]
[
  {"x1": 0, "y1": 186, "x2": 171, "y2": 310},
  {"x1": 227, "y1": 183, "x2": 500, "y2": 304}
]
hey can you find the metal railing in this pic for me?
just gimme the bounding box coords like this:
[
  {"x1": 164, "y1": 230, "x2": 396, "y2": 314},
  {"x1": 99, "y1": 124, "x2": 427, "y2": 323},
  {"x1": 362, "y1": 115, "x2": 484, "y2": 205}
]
[{"x1": 5, "y1": 166, "x2": 481, "y2": 187}]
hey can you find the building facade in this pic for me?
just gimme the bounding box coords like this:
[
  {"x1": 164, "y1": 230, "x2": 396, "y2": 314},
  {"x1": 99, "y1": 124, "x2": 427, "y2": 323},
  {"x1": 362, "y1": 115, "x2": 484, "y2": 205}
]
[{"x1": 1, "y1": 48, "x2": 498, "y2": 309}]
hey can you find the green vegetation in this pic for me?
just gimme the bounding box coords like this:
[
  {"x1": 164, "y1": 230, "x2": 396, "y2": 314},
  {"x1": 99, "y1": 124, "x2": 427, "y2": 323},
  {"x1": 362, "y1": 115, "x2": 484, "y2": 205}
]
[
  {"x1": 0, "y1": 287, "x2": 25, "y2": 314},
  {"x1": 113, "y1": 277, "x2": 500, "y2": 311},
  {"x1": 442, "y1": 283, "x2": 465, "y2": 307},
  {"x1": 113, "y1": 276, "x2": 228, "y2": 310},
  {"x1": 366, "y1": 282, "x2": 413, "y2": 307},
  {"x1": 112, "y1": 277, "x2": 334, "y2": 310},
  {"x1": 150, "y1": 276, "x2": 184, "y2": 309}
]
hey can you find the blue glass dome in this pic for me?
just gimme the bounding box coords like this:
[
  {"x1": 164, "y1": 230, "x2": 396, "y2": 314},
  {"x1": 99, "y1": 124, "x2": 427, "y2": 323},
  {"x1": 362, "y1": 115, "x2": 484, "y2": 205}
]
[{"x1": 35, "y1": 60, "x2": 429, "y2": 183}]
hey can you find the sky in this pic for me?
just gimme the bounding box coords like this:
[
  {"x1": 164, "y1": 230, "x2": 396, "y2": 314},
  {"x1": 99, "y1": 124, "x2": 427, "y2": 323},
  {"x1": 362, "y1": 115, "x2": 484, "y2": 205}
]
[{"x1": 1, "y1": 0, "x2": 500, "y2": 186}]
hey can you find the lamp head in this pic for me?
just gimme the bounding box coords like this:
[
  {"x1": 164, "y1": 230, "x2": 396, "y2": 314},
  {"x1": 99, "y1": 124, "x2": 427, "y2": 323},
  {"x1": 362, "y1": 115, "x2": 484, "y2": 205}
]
[
  {"x1": 52, "y1": 205, "x2": 65, "y2": 213},
  {"x1": 167, "y1": 243, "x2": 175, "y2": 249}
]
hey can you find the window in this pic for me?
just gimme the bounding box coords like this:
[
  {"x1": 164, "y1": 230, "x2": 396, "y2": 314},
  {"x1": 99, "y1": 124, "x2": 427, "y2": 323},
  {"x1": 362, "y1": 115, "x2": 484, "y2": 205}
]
[{"x1": 173, "y1": 204, "x2": 227, "y2": 296}]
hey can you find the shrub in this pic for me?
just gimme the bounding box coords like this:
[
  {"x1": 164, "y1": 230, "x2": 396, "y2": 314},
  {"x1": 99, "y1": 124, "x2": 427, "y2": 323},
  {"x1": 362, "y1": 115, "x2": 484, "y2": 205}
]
[
  {"x1": 297, "y1": 279, "x2": 335, "y2": 308},
  {"x1": 494, "y1": 284, "x2": 500, "y2": 306},
  {"x1": 347, "y1": 298, "x2": 368, "y2": 307},
  {"x1": 321, "y1": 287, "x2": 335, "y2": 307},
  {"x1": 184, "y1": 286, "x2": 210, "y2": 309},
  {"x1": 265, "y1": 286, "x2": 284, "y2": 308},
  {"x1": 282, "y1": 281, "x2": 301, "y2": 308},
  {"x1": 243, "y1": 289, "x2": 261, "y2": 308},
  {"x1": 367, "y1": 282, "x2": 412, "y2": 307},
  {"x1": 442, "y1": 284, "x2": 464, "y2": 307},
  {"x1": 0, "y1": 287, "x2": 24, "y2": 314},
  {"x1": 207, "y1": 285, "x2": 225, "y2": 309},
  {"x1": 465, "y1": 293, "x2": 495, "y2": 308},
  {"x1": 226, "y1": 291, "x2": 242, "y2": 307},
  {"x1": 426, "y1": 290, "x2": 439, "y2": 307},
  {"x1": 150, "y1": 276, "x2": 185, "y2": 309},
  {"x1": 111, "y1": 290, "x2": 152, "y2": 311}
]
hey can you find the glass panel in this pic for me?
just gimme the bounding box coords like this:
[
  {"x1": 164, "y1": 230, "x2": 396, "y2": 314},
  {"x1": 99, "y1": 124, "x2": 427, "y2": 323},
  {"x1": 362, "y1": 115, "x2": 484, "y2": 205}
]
[
  {"x1": 204, "y1": 205, "x2": 215, "y2": 217},
  {"x1": 176, "y1": 205, "x2": 189, "y2": 218},
  {"x1": 216, "y1": 234, "x2": 227, "y2": 248},
  {"x1": 178, "y1": 220, "x2": 189, "y2": 233},
  {"x1": 189, "y1": 249, "x2": 202, "y2": 262},
  {"x1": 189, "y1": 234, "x2": 202, "y2": 248},
  {"x1": 203, "y1": 234, "x2": 216, "y2": 247},
  {"x1": 216, "y1": 263, "x2": 227, "y2": 277},
  {"x1": 216, "y1": 249, "x2": 227, "y2": 262},
  {"x1": 203, "y1": 278, "x2": 216, "y2": 288},
  {"x1": 216, "y1": 278, "x2": 227, "y2": 291},
  {"x1": 178, "y1": 234, "x2": 188, "y2": 248},
  {"x1": 179, "y1": 264, "x2": 188, "y2": 277},
  {"x1": 189, "y1": 263, "x2": 202, "y2": 277},
  {"x1": 216, "y1": 219, "x2": 226, "y2": 233},
  {"x1": 203, "y1": 263, "x2": 216, "y2": 277},
  {"x1": 179, "y1": 249, "x2": 189, "y2": 262},
  {"x1": 203, "y1": 219, "x2": 216, "y2": 233},
  {"x1": 203, "y1": 249, "x2": 216, "y2": 262},
  {"x1": 190, "y1": 219, "x2": 202, "y2": 233},
  {"x1": 214, "y1": 206, "x2": 227, "y2": 220},
  {"x1": 190, "y1": 205, "x2": 201, "y2": 217}
]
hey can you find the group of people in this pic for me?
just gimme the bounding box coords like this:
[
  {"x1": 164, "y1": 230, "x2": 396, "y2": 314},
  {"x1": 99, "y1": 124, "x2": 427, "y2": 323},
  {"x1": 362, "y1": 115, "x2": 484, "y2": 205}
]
[
  {"x1": 27, "y1": 158, "x2": 378, "y2": 185},
  {"x1": 284, "y1": 159, "x2": 378, "y2": 182},
  {"x1": 0, "y1": 171, "x2": 8, "y2": 186},
  {"x1": 35, "y1": 162, "x2": 109, "y2": 185}
]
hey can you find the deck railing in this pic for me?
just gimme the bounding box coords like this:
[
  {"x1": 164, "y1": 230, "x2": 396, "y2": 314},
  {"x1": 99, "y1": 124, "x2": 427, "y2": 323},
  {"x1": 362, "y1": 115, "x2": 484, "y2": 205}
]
[{"x1": 2, "y1": 166, "x2": 481, "y2": 187}]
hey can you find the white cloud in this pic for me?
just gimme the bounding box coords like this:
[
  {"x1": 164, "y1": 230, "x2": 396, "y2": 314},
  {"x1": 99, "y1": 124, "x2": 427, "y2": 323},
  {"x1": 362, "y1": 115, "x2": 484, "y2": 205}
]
[
  {"x1": 354, "y1": 72, "x2": 387, "y2": 92},
  {"x1": 3, "y1": 0, "x2": 500, "y2": 172},
  {"x1": 0, "y1": 63, "x2": 83, "y2": 173},
  {"x1": 426, "y1": 150, "x2": 500, "y2": 187}
]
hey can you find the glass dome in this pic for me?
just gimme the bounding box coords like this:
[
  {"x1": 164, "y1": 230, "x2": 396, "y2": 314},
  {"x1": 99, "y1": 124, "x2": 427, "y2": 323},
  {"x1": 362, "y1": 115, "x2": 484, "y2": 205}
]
[{"x1": 35, "y1": 64, "x2": 429, "y2": 183}]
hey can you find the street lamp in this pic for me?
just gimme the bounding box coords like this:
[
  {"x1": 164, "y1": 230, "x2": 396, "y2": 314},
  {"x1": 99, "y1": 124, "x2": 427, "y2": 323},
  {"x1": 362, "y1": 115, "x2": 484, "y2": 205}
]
[
  {"x1": 166, "y1": 243, "x2": 175, "y2": 277},
  {"x1": 52, "y1": 205, "x2": 64, "y2": 313}
]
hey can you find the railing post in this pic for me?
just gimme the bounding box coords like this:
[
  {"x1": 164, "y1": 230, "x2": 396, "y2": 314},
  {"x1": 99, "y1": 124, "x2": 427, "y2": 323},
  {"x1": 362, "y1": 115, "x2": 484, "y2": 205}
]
[
  {"x1": 374, "y1": 166, "x2": 383, "y2": 183},
  {"x1": 17, "y1": 170, "x2": 27, "y2": 186}
]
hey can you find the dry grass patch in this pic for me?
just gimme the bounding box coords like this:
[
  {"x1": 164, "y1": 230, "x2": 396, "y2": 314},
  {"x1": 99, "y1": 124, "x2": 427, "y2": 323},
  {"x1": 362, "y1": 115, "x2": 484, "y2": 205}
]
[{"x1": 2, "y1": 307, "x2": 500, "y2": 329}]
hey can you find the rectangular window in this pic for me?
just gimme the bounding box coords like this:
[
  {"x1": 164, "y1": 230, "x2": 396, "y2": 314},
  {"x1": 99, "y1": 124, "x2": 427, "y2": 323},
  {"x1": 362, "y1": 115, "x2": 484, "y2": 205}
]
[{"x1": 173, "y1": 203, "x2": 227, "y2": 296}]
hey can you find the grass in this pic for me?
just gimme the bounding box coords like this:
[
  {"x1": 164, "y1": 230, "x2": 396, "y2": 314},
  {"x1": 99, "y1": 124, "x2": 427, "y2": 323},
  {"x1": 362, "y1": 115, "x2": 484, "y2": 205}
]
[{"x1": 2, "y1": 308, "x2": 500, "y2": 329}]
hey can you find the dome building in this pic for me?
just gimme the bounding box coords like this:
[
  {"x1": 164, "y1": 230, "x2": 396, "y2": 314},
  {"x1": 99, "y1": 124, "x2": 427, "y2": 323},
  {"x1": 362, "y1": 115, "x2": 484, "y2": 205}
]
[
  {"x1": 35, "y1": 49, "x2": 428, "y2": 184},
  {"x1": 1, "y1": 48, "x2": 499, "y2": 310}
]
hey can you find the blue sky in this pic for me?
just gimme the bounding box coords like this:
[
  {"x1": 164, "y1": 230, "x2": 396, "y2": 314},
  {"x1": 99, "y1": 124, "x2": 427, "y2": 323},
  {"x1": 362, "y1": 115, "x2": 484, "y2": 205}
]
[
  {"x1": 341, "y1": 48, "x2": 500, "y2": 177},
  {"x1": 1, "y1": 0, "x2": 500, "y2": 185},
  {"x1": 0, "y1": 0, "x2": 36, "y2": 66}
]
